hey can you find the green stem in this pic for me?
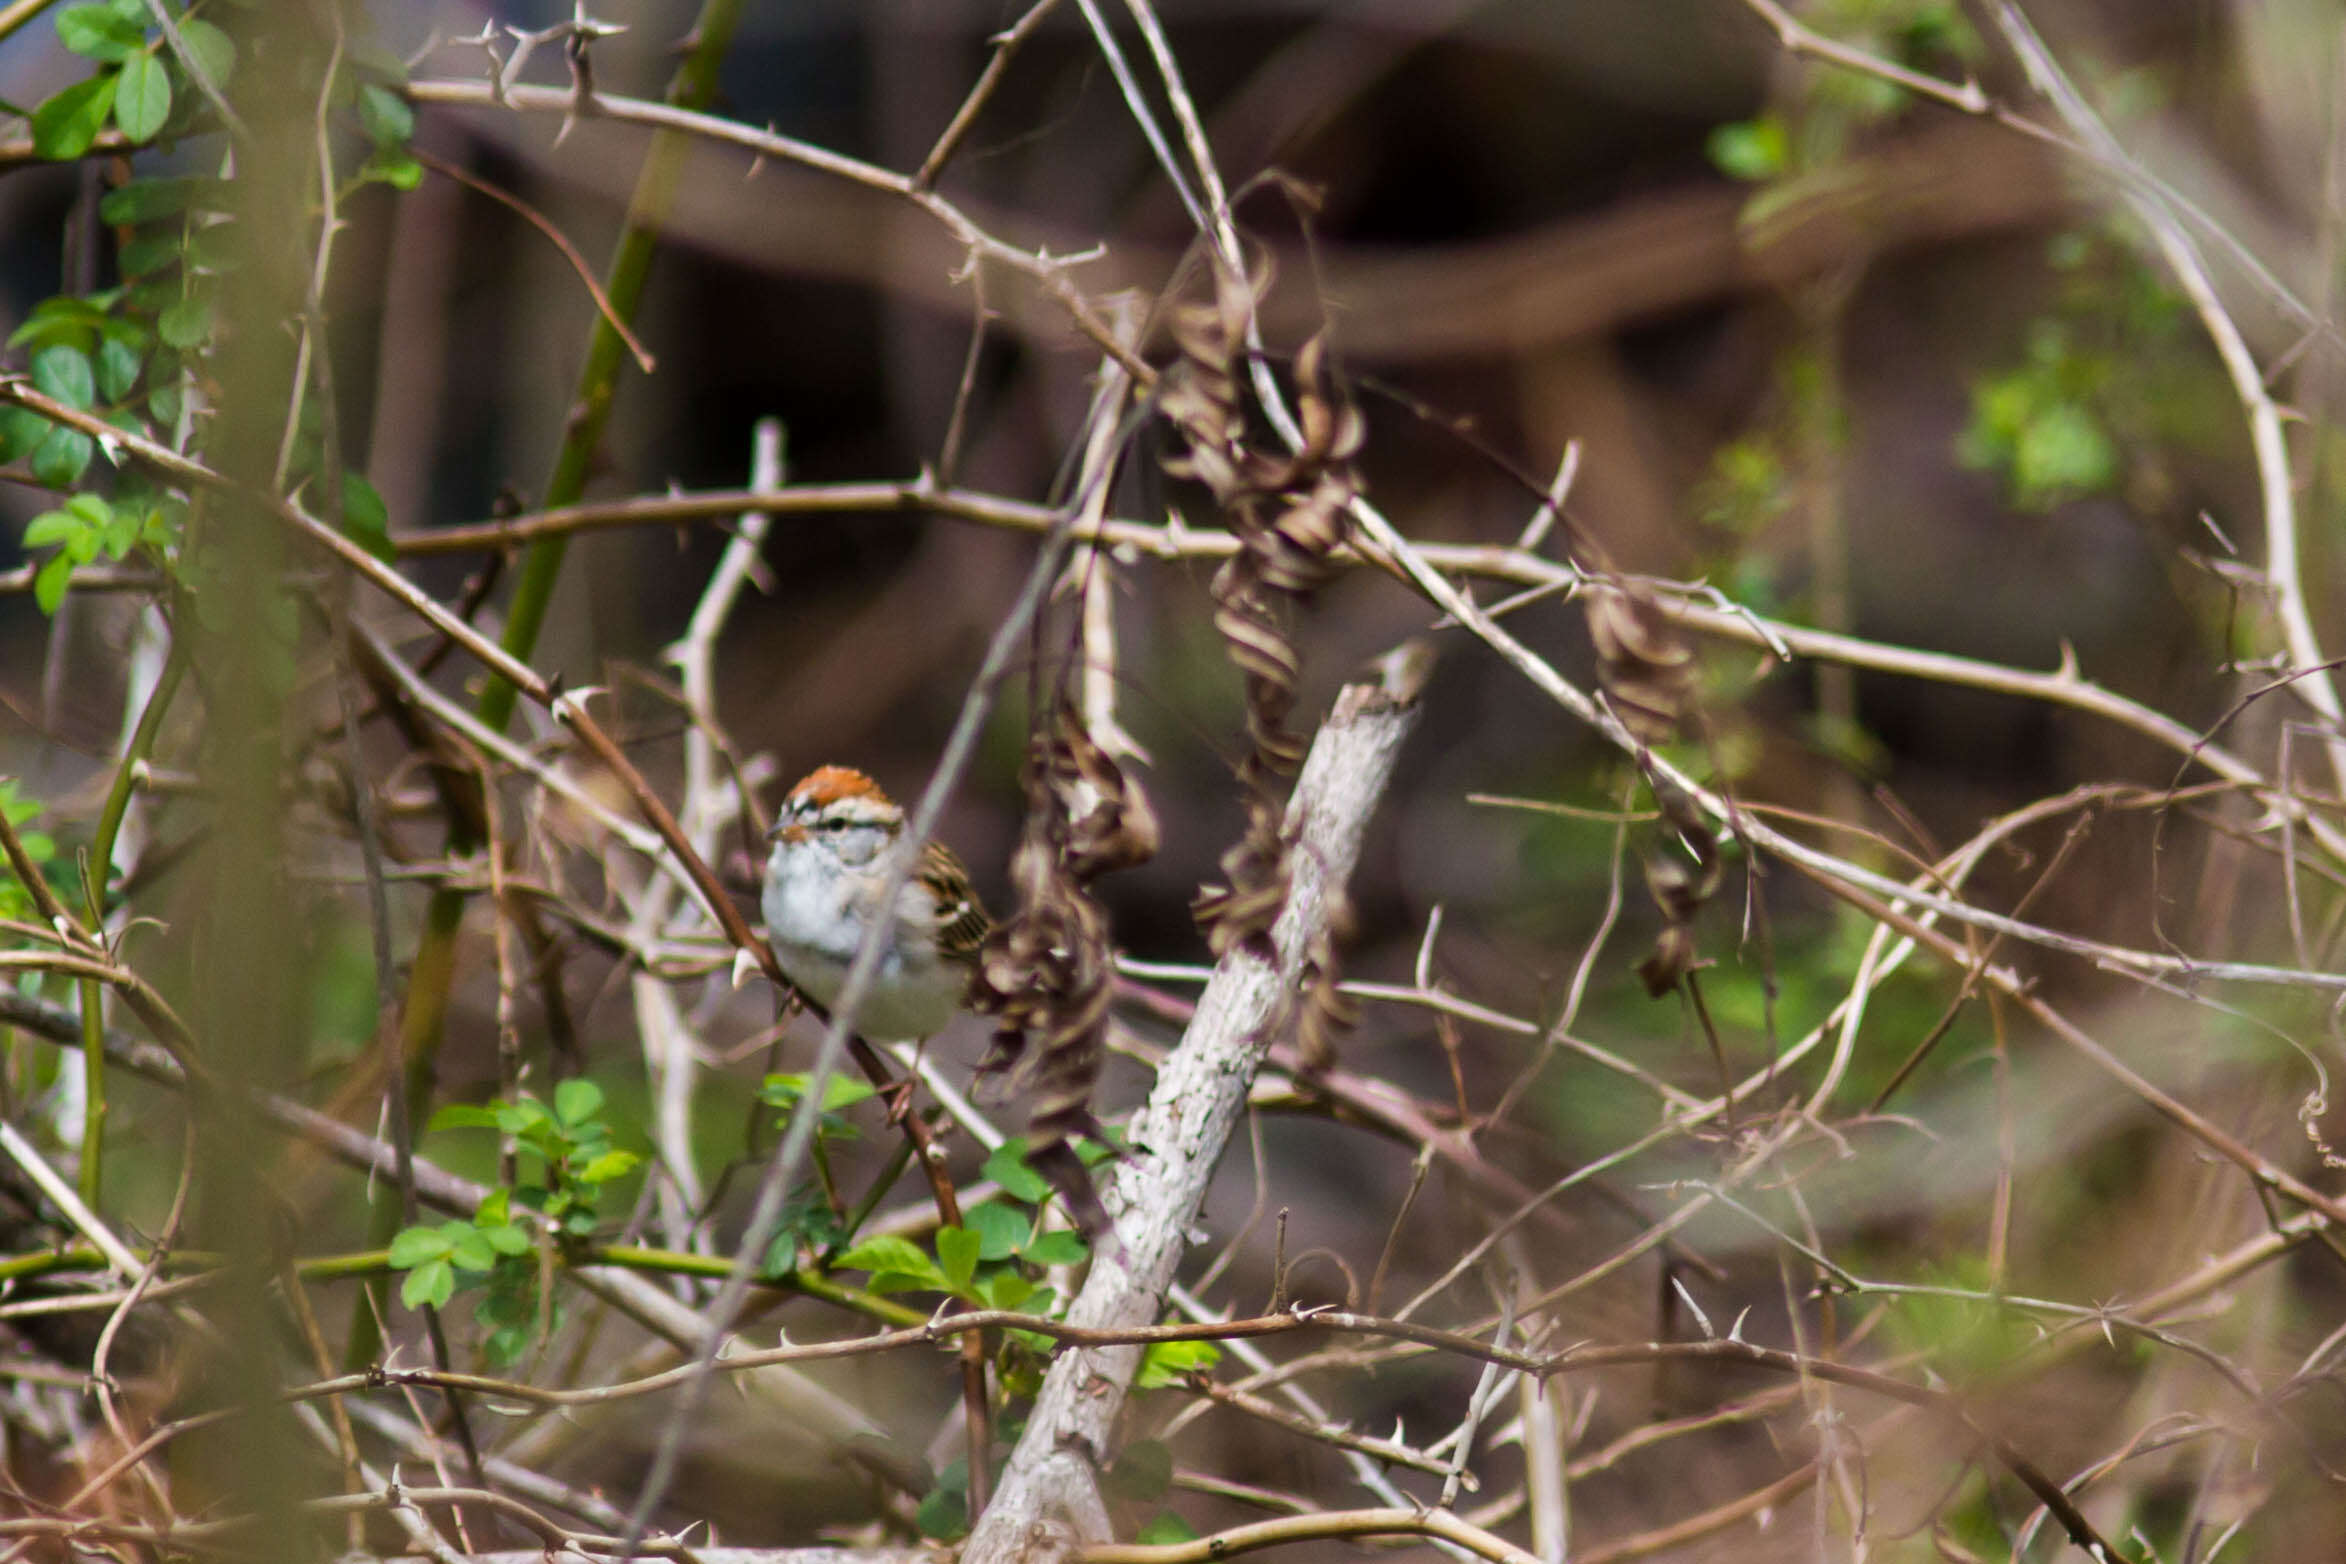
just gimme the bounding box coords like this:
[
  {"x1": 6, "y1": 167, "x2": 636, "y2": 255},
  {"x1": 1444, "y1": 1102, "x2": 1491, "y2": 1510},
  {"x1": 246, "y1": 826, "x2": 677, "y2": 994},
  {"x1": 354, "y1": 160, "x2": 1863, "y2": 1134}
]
[
  {"x1": 353, "y1": 0, "x2": 751, "y2": 1372},
  {"x1": 586, "y1": 1244, "x2": 925, "y2": 1326},
  {"x1": 76, "y1": 648, "x2": 186, "y2": 1209},
  {"x1": 88, "y1": 651, "x2": 185, "y2": 882},
  {"x1": 840, "y1": 1137, "x2": 918, "y2": 1242},
  {"x1": 0, "y1": 1239, "x2": 920, "y2": 1329},
  {"x1": 472, "y1": 2, "x2": 746, "y2": 739},
  {"x1": 0, "y1": 1245, "x2": 396, "y2": 1285}
]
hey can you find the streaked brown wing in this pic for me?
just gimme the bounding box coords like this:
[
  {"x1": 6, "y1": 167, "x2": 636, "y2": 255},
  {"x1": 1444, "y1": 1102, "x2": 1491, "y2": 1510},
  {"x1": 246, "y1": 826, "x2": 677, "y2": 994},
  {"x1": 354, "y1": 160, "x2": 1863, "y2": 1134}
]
[{"x1": 919, "y1": 839, "x2": 991, "y2": 965}]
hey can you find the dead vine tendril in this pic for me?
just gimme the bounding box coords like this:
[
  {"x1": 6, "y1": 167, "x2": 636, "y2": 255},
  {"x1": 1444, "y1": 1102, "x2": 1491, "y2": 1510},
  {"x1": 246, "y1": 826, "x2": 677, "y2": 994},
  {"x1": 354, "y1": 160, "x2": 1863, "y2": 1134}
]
[
  {"x1": 1159, "y1": 259, "x2": 1367, "y2": 1069},
  {"x1": 971, "y1": 699, "x2": 1160, "y2": 1233}
]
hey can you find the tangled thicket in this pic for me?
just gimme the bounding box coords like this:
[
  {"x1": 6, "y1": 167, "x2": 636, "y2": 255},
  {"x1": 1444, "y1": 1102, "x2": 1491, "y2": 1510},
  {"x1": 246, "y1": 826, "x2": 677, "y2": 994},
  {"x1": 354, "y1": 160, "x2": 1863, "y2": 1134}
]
[{"x1": 2, "y1": 3, "x2": 2346, "y2": 1563}]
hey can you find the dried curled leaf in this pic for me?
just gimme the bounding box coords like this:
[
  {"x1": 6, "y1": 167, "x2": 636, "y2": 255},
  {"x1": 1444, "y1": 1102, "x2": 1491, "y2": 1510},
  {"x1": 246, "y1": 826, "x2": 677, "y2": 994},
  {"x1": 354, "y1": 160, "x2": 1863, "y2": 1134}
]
[
  {"x1": 1586, "y1": 582, "x2": 1696, "y2": 745},
  {"x1": 1159, "y1": 260, "x2": 1367, "y2": 965},
  {"x1": 1294, "y1": 913, "x2": 1359, "y2": 1074},
  {"x1": 969, "y1": 699, "x2": 1158, "y2": 1233},
  {"x1": 1635, "y1": 779, "x2": 1722, "y2": 997}
]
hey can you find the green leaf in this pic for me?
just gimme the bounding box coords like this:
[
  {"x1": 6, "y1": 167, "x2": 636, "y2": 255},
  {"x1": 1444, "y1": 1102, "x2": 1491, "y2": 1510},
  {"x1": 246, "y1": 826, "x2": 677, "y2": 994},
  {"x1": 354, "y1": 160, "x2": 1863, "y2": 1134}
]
[
  {"x1": 482, "y1": 1222, "x2": 532, "y2": 1257},
  {"x1": 111, "y1": 52, "x2": 170, "y2": 142},
  {"x1": 1105, "y1": 1439, "x2": 1172, "y2": 1502},
  {"x1": 835, "y1": 1235, "x2": 944, "y2": 1290},
  {"x1": 497, "y1": 1098, "x2": 551, "y2": 1136},
  {"x1": 484, "y1": 1324, "x2": 532, "y2": 1366},
  {"x1": 1021, "y1": 1229, "x2": 1090, "y2": 1267},
  {"x1": 128, "y1": 274, "x2": 181, "y2": 314},
  {"x1": 834, "y1": 1234, "x2": 931, "y2": 1274},
  {"x1": 426, "y1": 1103, "x2": 502, "y2": 1132},
  {"x1": 30, "y1": 426, "x2": 95, "y2": 487},
  {"x1": 1706, "y1": 115, "x2": 1789, "y2": 182},
  {"x1": 33, "y1": 552, "x2": 73, "y2": 615},
  {"x1": 400, "y1": 1257, "x2": 456, "y2": 1310},
  {"x1": 32, "y1": 344, "x2": 96, "y2": 410},
  {"x1": 98, "y1": 310, "x2": 150, "y2": 350},
  {"x1": 32, "y1": 75, "x2": 117, "y2": 160},
  {"x1": 95, "y1": 336, "x2": 143, "y2": 401},
  {"x1": 357, "y1": 82, "x2": 413, "y2": 147},
  {"x1": 1134, "y1": 1338, "x2": 1221, "y2": 1390},
  {"x1": 339, "y1": 471, "x2": 392, "y2": 558},
  {"x1": 386, "y1": 1225, "x2": 451, "y2": 1269},
  {"x1": 447, "y1": 1226, "x2": 499, "y2": 1272},
  {"x1": 99, "y1": 504, "x2": 141, "y2": 557},
  {"x1": 935, "y1": 1226, "x2": 981, "y2": 1294},
  {"x1": 2012, "y1": 401, "x2": 2116, "y2": 506},
  {"x1": 156, "y1": 296, "x2": 212, "y2": 349},
  {"x1": 982, "y1": 1139, "x2": 1051, "y2": 1204},
  {"x1": 760, "y1": 1072, "x2": 878, "y2": 1112},
  {"x1": 56, "y1": 4, "x2": 145, "y2": 61},
  {"x1": 1135, "y1": 1513, "x2": 1197, "y2": 1545},
  {"x1": 553, "y1": 1077, "x2": 604, "y2": 1126},
  {"x1": 976, "y1": 1269, "x2": 1037, "y2": 1310},
  {"x1": 9, "y1": 295, "x2": 106, "y2": 352},
  {"x1": 577, "y1": 1148, "x2": 640, "y2": 1184},
  {"x1": 100, "y1": 174, "x2": 212, "y2": 224},
  {"x1": 176, "y1": 18, "x2": 234, "y2": 86},
  {"x1": 913, "y1": 1487, "x2": 968, "y2": 1542},
  {"x1": 363, "y1": 147, "x2": 424, "y2": 190},
  {"x1": 965, "y1": 1202, "x2": 1028, "y2": 1262},
  {"x1": 0, "y1": 407, "x2": 52, "y2": 460},
  {"x1": 22, "y1": 510, "x2": 82, "y2": 548},
  {"x1": 0, "y1": 784, "x2": 42, "y2": 829}
]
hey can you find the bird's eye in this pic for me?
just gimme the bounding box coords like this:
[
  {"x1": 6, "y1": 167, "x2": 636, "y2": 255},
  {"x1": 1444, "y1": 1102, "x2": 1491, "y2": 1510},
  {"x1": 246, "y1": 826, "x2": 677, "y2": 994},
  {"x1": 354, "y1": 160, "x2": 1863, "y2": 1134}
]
[{"x1": 820, "y1": 818, "x2": 848, "y2": 833}]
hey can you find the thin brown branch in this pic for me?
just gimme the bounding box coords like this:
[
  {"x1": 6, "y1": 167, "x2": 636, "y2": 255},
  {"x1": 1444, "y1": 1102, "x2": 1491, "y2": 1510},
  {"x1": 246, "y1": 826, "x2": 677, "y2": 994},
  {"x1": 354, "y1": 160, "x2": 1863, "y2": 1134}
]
[
  {"x1": 404, "y1": 79, "x2": 1154, "y2": 384},
  {"x1": 410, "y1": 146, "x2": 657, "y2": 372}
]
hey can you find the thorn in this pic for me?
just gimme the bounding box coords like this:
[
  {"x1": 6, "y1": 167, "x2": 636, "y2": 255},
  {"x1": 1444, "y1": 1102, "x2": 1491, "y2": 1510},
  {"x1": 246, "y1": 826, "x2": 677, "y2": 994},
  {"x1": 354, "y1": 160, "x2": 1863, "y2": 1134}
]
[
  {"x1": 1668, "y1": 1274, "x2": 1716, "y2": 1340},
  {"x1": 730, "y1": 948, "x2": 759, "y2": 990},
  {"x1": 548, "y1": 682, "x2": 602, "y2": 724}
]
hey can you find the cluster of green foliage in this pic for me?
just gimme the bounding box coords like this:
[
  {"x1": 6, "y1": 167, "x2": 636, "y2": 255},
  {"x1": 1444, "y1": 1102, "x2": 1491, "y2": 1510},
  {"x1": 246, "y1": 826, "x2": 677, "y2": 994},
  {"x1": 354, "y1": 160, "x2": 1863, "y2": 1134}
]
[
  {"x1": 33, "y1": 0, "x2": 234, "y2": 157},
  {"x1": 1704, "y1": 0, "x2": 1979, "y2": 185},
  {"x1": 1955, "y1": 229, "x2": 2193, "y2": 512},
  {"x1": 386, "y1": 1079, "x2": 640, "y2": 1364},
  {"x1": 8, "y1": 2, "x2": 421, "y2": 613},
  {"x1": 1700, "y1": 4, "x2": 2200, "y2": 528},
  {"x1": 752, "y1": 1081, "x2": 1206, "y2": 1541}
]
